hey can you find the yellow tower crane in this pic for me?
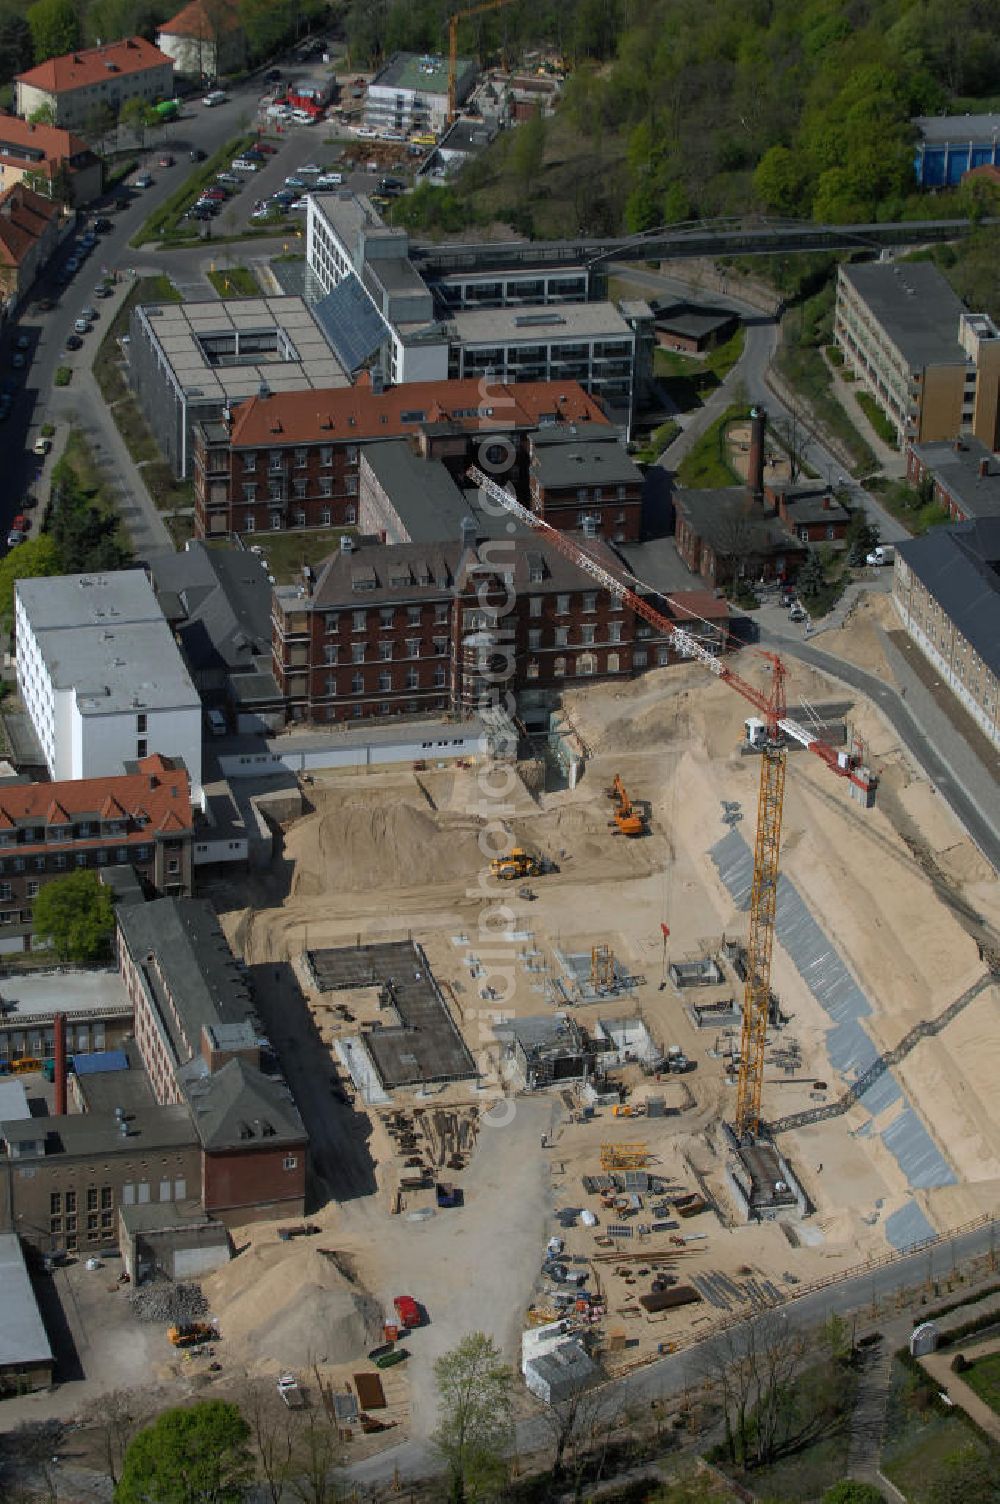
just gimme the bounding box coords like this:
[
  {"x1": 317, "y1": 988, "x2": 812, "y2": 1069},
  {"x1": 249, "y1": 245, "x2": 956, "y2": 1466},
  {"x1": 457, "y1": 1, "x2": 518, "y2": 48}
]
[
  {"x1": 448, "y1": 0, "x2": 513, "y2": 126},
  {"x1": 467, "y1": 464, "x2": 877, "y2": 1139}
]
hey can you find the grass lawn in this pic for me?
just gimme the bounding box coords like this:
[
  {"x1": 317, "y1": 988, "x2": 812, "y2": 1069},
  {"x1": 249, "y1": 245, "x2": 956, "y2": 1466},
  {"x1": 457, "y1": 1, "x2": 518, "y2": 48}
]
[
  {"x1": 144, "y1": 462, "x2": 194, "y2": 517},
  {"x1": 206, "y1": 265, "x2": 260, "y2": 298},
  {"x1": 855, "y1": 389, "x2": 899, "y2": 448},
  {"x1": 57, "y1": 429, "x2": 131, "y2": 554},
  {"x1": 726, "y1": 1430, "x2": 852, "y2": 1502},
  {"x1": 674, "y1": 404, "x2": 747, "y2": 488},
  {"x1": 245, "y1": 527, "x2": 354, "y2": 583},
  {"x1": 653, "y1": 328, "x2": 746, "y2": 414},
  {"x1": 882, "y1": 1356, "x2": 999, "y2": 1503},
  {"x1": 961, "y1": 1351, "x2": 1000, "y2": 1413},
  {"x1": 130, "y1": 135, "x2": 253, "y2": 247},
  {"x1": 775, "y1": 314, "x2": 878, "y2": 477}
]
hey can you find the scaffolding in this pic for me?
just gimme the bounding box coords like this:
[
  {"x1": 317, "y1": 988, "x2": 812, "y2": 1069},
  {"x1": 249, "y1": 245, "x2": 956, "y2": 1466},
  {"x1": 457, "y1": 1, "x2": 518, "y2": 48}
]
[{"x1": 591, "y1": 945, "x2": 615, "y2": 991}]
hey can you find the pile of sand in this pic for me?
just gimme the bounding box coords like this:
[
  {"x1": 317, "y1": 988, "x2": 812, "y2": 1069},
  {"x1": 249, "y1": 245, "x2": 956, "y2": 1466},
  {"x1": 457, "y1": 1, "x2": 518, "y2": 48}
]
[
  {"x1": 205, "y1": 1246, "x2": 382, "y2": 1366},
  {"x1": 288, "y1": 799, "x2": 488, "y2": 895}
]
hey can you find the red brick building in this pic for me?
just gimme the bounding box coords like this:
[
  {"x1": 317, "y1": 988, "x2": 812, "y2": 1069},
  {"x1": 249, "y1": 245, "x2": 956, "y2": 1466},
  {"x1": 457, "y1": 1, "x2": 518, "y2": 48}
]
[
  {"x1": 193, "y1": 377, "x2": 609, "y2": 540},
  {"x1": 272, "y1": 528, "x2": 727, "y2": 725},
  {"x1": 117, "y1": 898, "x2": 307, "y2": 1225},
  {"x1": 0, "y1": 754, "x2": 192, "y2": 951},
  {"x1": 526, "y1": 428, "x2": 645, "y2": 542}
]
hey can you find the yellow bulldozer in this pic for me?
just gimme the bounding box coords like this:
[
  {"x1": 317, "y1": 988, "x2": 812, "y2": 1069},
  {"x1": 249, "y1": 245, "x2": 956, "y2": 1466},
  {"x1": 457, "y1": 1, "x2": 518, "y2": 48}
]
[
  {"x1": 167, "y1": 1321, "x2": 215, "y2": 1348},
  {"x1": 490, "y1": 846, "x2": 541, "y2": 882}
]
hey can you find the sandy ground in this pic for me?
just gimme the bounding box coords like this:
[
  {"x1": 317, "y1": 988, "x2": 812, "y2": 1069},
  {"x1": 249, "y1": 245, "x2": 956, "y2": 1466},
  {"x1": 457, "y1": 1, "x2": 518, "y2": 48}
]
[{"x1": 205, "y1": 642, "x2": 999, "y2": 1402}]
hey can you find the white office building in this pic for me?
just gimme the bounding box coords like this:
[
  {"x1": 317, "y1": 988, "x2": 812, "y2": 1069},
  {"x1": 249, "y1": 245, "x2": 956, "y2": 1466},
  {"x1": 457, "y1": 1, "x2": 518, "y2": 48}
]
[{"x1": 15, "y1": 572, "x2": 203, "y2": 795}]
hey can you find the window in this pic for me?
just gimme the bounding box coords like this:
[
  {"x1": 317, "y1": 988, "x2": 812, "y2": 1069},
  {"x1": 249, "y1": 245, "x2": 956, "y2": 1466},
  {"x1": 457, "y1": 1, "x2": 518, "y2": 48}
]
[
  {"x1": 244, "y1": 514, "x2": 255, "y2": 533},
  {"x1": 323, "y1": 644, "x2": 338, "y2": 665},
  {"x1": 295, "y1": 447, "x2": 307, "y2": 469},
  {"x1": 167, "y1": 859, "x2": 180, "y2": 875},
  {"x1": 554, "y1": 655, "x2": 566, "y2": 677},
  {"x1": 101, "y1": 1186, "x2": 112, "y2": 1210},
  {"x1": 0, "y1": 882, "x2": 10, "y2": 901},
  {"x1": 351, "y1": 673, "x2": 364, "y2": 695},
  {"x1": 293, "y1": 479, "x2": 307, "y2": 500},
  {"x1": 76, "y1": 852, "x2": 88, "y2": 868},
  {"x1": 137, "y1": 713, "x2": 147, "y2": 733},
  {"x1": 87, "y1": 1188, "x2": 98, "y2": 1211},
  {"x1": 135, "y1": 846, "x2": 150, "y2": 861},
  {"x1": 345, "y1": 505, "x2": 357, "y2": 524},
  {"x1": 657, "y1": 646, "x2": 670, "y2": 666},
  {"x1": 269, "y1": 480, "x2": 283, "y2": 502},
  {"x1": 54, "y1": 854, "x2": 67, "y2": 870},
  {"x1": 26, "y1": 880, "x2": 38, "y2": 900},
  {"x1": 378, "y1": 671, "x2": 392, "y2": 692},
  {"x1": 406, "y1": 667, "x2": 419, "y2": 690},
  {"x1": 320, "y1": 507, "x2": 332, "y2": 526},
  {"x1": 137, "y1": 738, "x2": 147, "y2": 758},
  {"x1": 319, "y1": 445, "x2": 333, "y2": 468},
  {"x1": 345, "y1": 446, "x2": 358, "y2": 465},
  {"x1": 580, "y1": 624, "x2": 596, "y2": 646},
  {"x1": 529, "y1": 596, "x2": 542, "y2": 618},
  {"x1": 582, "y1": 593, "x2": 597, "y2": 613},
  {"x1": 351, "y1": 642, "x2": 365, "y2": 663},
  {"x1": 528, "y1": 629, "x2": 541, "y2": 650},
  {"x1": 319, "y1": 477, "x2": 332, "y2": 497},
  {"x1": 269, "y1": 450, "x2": 283, "y2": 472},
  {"x1": 65, "y1": 1190, "x2": 76, "y2": 1213},
  {"x1": 243, "y1": 452, "x2": 256, "y2": 472},
  {"x1": 325, "y1": 612, "x2": 339, "y2": 634},
  {"x1": 406, "y1": 639, "x2": 420, "y2": 658},
  {"x1": 283, "y1": 1155, "x2": 298, "y2": 1171},
  {"x1": 434, "y1": 603, "x2": 449, "y2": 624},
  {"x1": 380, "y1": 607, "x2": 394, "y2": 629},
  {"x1": 294, "y1": 510, "x2": 306, "y2": 527},
  {"x1": 609, "y1": 621, "x2": 622, "y2": 644},
  {"x1": 433, "y1": 636, "x2": 447, "y2": 657},
  {"x1": 243, "y1": 483, "x2": 257, "y2": 503},
  {"x1": 556, "y1": 594, "x2": 570, "y2": 615},
  {"x1": 115, "y1": 848, "x2": 127, "y2": 863},
  {"x1": 576, "y1": 652, "x2": 596, "y2": 676},
  {"x1": 352, "y1": 610, "x2": 366, "y2": 633},
  {"x1": 555, "y1": 626, "x2": 569, "y2": 647},
  {"x1": 50, "y1": 1192, "x2": 61, "y2": 1215},
  {"x1": 433, "y1": 665, "x2": 447, "y2": 688},
  {"x1": 379, "y1": 641, "x2": 392, "y2": 661}
]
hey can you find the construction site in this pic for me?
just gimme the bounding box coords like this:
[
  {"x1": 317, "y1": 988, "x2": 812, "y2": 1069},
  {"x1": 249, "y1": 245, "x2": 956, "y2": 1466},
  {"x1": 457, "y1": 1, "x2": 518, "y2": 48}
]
[{"x1": 189, "y1": 561, "x2": 1000, "y2": 1429}]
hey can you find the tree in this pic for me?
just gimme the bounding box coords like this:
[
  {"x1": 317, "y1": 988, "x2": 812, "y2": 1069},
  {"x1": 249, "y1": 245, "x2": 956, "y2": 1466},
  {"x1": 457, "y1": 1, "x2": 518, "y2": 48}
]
[
  {"x1": 83, "y1": 1390, "x2": 149, "y2": 1490},
  {"x1": 28, "y1": 101, "x2": 56, "y2": 127},
  {"x1": 753, "y1": 145, "x2": 808, "y2": 215},
  {"x1": 234, "y1": 1373, "x2": 294, "y2": 1504},
  {"x1": 115, "y1": 1401, "x2": 252, "y2": 1504},
  {"x1": 0, "y1": 6, "x2": 33, "y2": 89},
  {"x1": 927, "y1": 1447, "x2": 1000, "y2": 1504},
  {"x1": 846, "y1": 505, "x2": 879, "y2": 566},
  {"x1": 32, "y1": 870, "x2": 116, "y2": 965},
  {"x1": 432, "y1": 1332, "x2": 514, "y2": 1504},
  {"x1": 0, "y1": 533, "x2": 62, "y2": 626},
  {"x1": 702, "y1": 1310, "x2": 809, "y2": 1470},
  {"x1": 822, "y1": 1484, "x2": 892, "y2": 1504},
  {"x1": 284, "y1": 1409, "x2": 344, "y2": 1504},
  {"x1": 120, "y1": 97, "x2": 153, "y2": 150},
  {"x1": 510, "y1": 106, "x2": 546, "y2": 193},
  {"x1": 796, "y1": 549, "x2": 827, "y2": 601},
  {"x1": 26, "y1": 0, "x2": 79, "y2": 62}
]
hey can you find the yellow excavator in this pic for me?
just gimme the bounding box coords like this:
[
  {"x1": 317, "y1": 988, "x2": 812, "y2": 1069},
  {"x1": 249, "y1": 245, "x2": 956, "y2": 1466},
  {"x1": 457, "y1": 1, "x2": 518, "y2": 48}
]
[{"x1": 490, "y1": 846, "x2": 541, "y2": 881}]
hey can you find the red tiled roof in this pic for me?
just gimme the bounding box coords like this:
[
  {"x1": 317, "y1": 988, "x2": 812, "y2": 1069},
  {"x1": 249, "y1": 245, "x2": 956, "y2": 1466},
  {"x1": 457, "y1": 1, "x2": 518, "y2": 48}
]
[
  {"x1": 16, "y1": 37, "x2": 172, "y2": 96},
  {"x1": 0, "y1": 756, "x2": 192, "y2": 840},
  {"x1": 226, "y1": 377, "x2": 609, "y2": 449},
  {"x1": 0, "y1": 116, "x2": 92, "y2": 169},
  {"x1": 159, "y1": 0, "x2": 243, "y2": 38},
  {"x1": 0, "y1": 182, "x2": 59, "y2": 268}
]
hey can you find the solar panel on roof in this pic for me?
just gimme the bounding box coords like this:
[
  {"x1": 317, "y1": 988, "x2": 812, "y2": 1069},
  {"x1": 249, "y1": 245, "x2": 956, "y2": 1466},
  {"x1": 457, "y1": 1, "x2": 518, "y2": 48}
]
[{"x1": 313, "y1": 279, "x2": 389, "y2": 373}]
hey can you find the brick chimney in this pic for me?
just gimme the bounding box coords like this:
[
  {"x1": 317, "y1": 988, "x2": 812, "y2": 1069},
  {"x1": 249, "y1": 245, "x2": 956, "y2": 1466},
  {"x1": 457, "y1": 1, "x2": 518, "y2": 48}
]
[
  {"x1": 748, "y1": 406, "x2": 766, "y2": 507},
  {"x1": 53, "y1": 1011, "x2": 67, "y2": 1116}
]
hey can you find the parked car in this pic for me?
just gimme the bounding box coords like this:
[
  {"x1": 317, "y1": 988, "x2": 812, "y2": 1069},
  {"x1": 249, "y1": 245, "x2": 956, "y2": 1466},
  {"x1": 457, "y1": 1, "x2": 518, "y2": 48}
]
[
  {"x1": 95, "y1": 281, "x2": 113, "y2": 297},
  {"x1": 256, "y1": 142, "x2": 278, "y2": 154},
  {"x1": 6, "y1": 529, "x2": 24, "y2": 547},
  {"x1": 203, "y1": 89, "x2": 227, "y2": 106},
  {"x1": 64, "y1": 333, "x2": 83, "y2": 350},
  {"x1": 10, "y1": 353, "x2": 25, "y2": 368},
  {"x1": 93, "y1": 216, "x2": 113, "y2": 233},
  {"x1": 15, "y1": 334, "x2": 29, "y2": 350},
  {"x1": 393, "y1": 1295, "x2": 421, "y2": 1330},
  {"x1": 316, "y1": 172, "x2": 343, "y2": 188},
  {"x1": 11, "y1": 513, "x2": 28, "y2": 535},
  {"x1": 73, "y1": 318, "x2": 90, "y2": 334},
  {"x1": 298, "y1": 162, "x2": 321, "y2": 175},
  {"x1": 216, "y1": 171, "x2": 241, "y2": 185},
  {"x1": 64, "y1": 257, "x2": 79, "y2": 274},
  {"x1": 284, "y1": 175, "x2": 305, "y2": 189},
  {"x1": 788, "y1": 602, "x2": 807, "y2": 623},
  {"x1": 80, "y1": 304, "x2": 98, "y2": 321},
  {"x1": 378, "y1": 176, "x2": 405, "y2": 194},
  {"x1": 33, "y1": 437, "x2": 51, "y2": 455},
  {"x1": 289, "y1": 198, "x2": 307, "y2": 211},
  {"x1": 189, "y1": 147, "x2": 206, "y2": 162},
  {"x1": 231, "y1": 158, "x2": 259, "y2": 172},
  {"x1": 134, "y1": 173, "x2": 153, "y2": 189},
  {"x1": 201, "y1": 187, "x2": 226, "y2": 200},
  {"x1": 158, "y1": 153, "x2": 174, "y2": 167}
]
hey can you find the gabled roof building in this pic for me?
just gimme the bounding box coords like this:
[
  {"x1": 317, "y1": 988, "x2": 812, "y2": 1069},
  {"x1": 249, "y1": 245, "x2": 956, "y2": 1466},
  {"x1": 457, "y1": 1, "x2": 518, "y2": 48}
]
[{"x1": 15, "y1": 38, "x2": 174, "y2": 131}]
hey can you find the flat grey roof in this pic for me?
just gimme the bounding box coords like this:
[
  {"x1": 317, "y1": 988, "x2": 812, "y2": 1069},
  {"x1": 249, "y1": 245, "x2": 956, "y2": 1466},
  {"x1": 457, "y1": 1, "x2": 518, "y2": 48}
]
[
  {"x1": 369, "y1": 51, "x2": 475, "y2": 96},
  {"x1": 915, "y1": 114, "x2": 1000, "y2": 144},
  {"x1": 0, "y1": 1233, "x2": 52, "y2": 1372},
  {"x1": 0, "y1": 968, "x2": 131, "y2": 1022},
  {"x1": 531, "y1": 437, "x2": 642, "y2": 490},
  {"x1": 136, "y1": 296, "x2": 348, "y2": 405},
  {"x1": 0, "y1": 1079, "x2": 30, "y2": 1120},
  {"x1": 309, "y1": 191, "x2": 398, "y2": 252},
  {"x1": 839, "y1": 262, "x2": 967, "y2": 369},
  {"x1": 119, "y1": 1199, "x2": 224, "y2": 1235},
  {"x1": 37, "y1": 618, "x2": 200, "y2": 717},
  {"x1": 17, "y1": 570, "x2": 160, "y2": 631},
  {"x1": 449, "y1": 301, "x2": 633, "y2": 342},
  {"x1": 910, "y1": 437, "x2": 1000, "y2": 519},
  {"x1": 2, "y1": 1094, "x2": 196, "y2": 1159}
]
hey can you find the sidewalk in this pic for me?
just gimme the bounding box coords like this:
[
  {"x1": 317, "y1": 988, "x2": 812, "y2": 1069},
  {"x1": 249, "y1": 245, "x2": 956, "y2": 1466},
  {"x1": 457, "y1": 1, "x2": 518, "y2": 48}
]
[{"x1": 825, "y1": 356, "x2": 907, "y2": 479}]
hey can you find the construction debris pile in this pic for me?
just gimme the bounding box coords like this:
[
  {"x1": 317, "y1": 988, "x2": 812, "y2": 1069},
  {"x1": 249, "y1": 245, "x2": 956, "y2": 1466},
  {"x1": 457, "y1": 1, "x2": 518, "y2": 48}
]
[
  {"x1": 129, "y1": 1282, "x2": 208, "y2": 1324},
  {"x1": 386, "y1": 1106, "x2": 480, "y2": 1205}
]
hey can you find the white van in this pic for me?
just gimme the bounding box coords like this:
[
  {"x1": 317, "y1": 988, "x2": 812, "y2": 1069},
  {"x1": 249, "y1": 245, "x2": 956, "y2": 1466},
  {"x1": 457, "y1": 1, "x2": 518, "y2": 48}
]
[
  {"x1": 866, "y1": 544, "x2": 895, "y2": 567},
  {"x1": 316, "y1": 172, "x2": 343, "y2": 188}
]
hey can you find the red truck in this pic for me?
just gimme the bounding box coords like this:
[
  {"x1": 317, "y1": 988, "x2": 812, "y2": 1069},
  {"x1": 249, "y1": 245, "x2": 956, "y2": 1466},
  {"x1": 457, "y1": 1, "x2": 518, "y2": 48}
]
[{"x1": 393, "y1": 1295, "x2": 420, "y2": 1330}]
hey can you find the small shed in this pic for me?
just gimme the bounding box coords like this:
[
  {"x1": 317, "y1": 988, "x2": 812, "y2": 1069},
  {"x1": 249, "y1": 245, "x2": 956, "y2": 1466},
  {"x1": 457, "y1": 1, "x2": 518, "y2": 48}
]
[
  {"x1": 118, "y1": 1201, "x2": 231, "y2": 1283},
  {"x1": 910, "y1": 1321, "x2": 940, "y2": 1358},
  {"x1": 523, "y1": 1339, "x2": 595, "y2": 1404}
]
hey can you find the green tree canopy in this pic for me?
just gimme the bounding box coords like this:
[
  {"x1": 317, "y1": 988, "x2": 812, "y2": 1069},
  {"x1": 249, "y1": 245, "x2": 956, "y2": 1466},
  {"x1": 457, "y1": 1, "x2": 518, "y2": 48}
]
[
  {"x1": 32, "y1": 870, "x2": 116, "y2": 965},
  {"x1": 26, "y1": 0, "x2": 79, "y2": 62},
  {"x1": 114, "y1": 1401, "x2": 252, "y2": 1504},
  {"x1": 0, "y1": 533, "x2": 62, "y2": 626},
  {"x1": 432, "y1": 1332, "x2": 514, "y2": 1503},
  {"x1": 0, "y1": 5, "x2": 33, "y2": 88},
  {"x1": 822, "y1": 1482, "x2": 891, "y2": 1504}
]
